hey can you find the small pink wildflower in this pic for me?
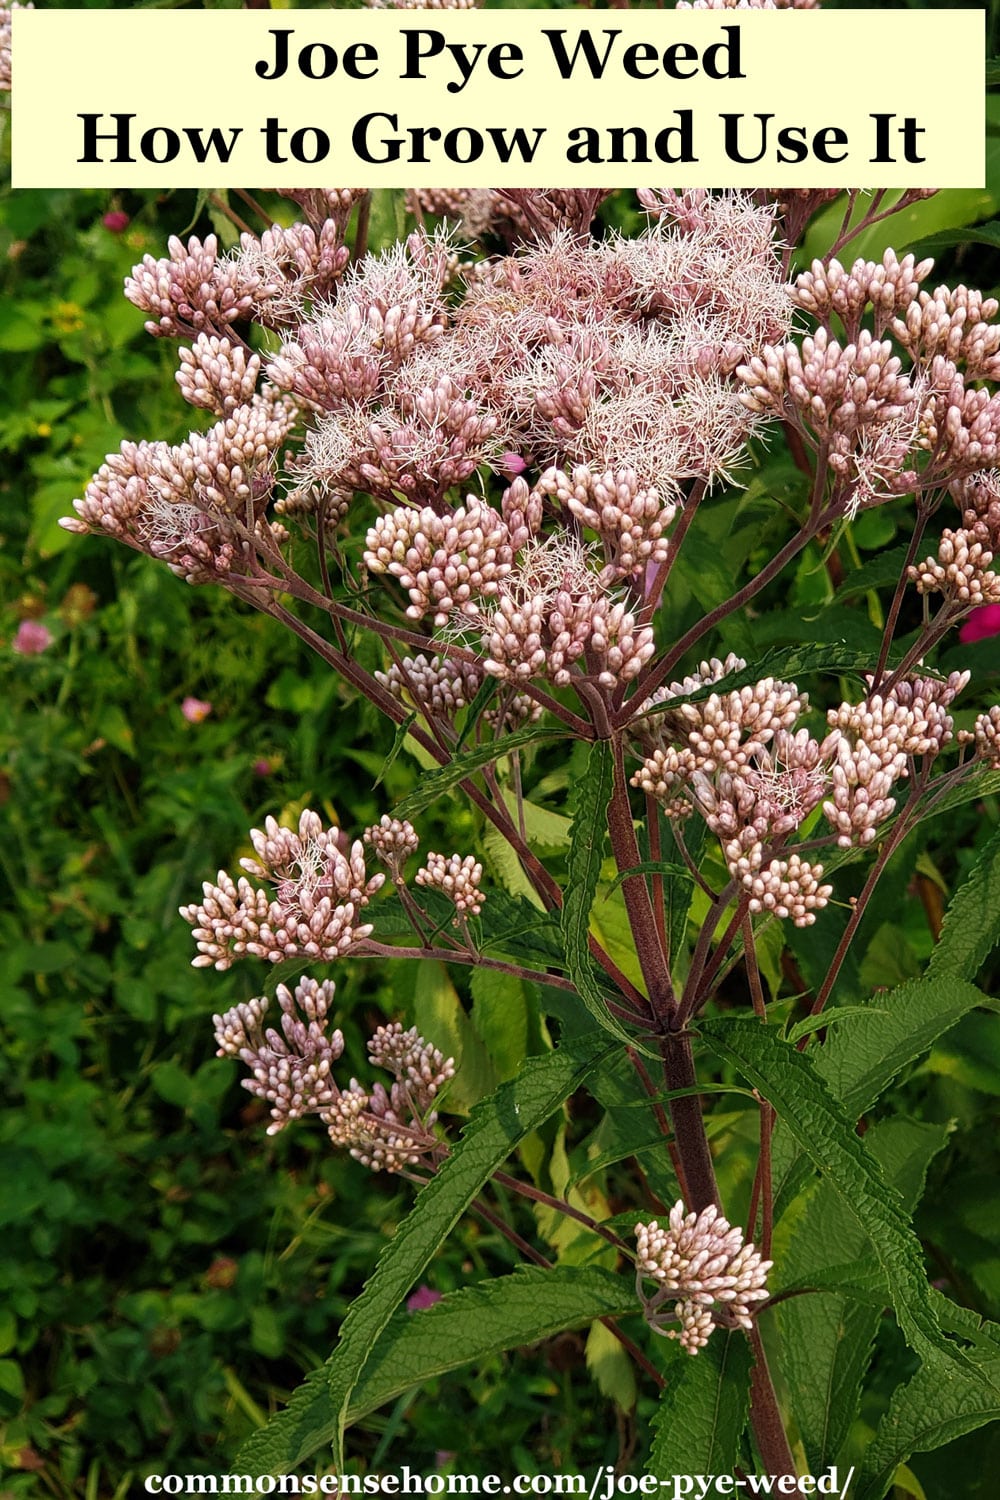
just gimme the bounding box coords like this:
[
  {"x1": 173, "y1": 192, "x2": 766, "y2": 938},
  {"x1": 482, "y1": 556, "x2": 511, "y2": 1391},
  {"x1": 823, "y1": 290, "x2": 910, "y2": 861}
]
[
  {"x1": 960, "y1": 604, "x2": 1000, "y2": 644},
  {"x1": 182, "y1": 696, "x2": 213, "y2": 723},
  {"x1": 406, "y1": 1285, "x2": 442, "y2": 1313},
  {"x1": 102, "y1": 211, "x2": 130, "y2": 234},
  {"x1": 499, "y1": 452, "x2": 527, "y2": 477},
  {"x1": 12, "y1": 620, "x2": 52, "y2": 655}
]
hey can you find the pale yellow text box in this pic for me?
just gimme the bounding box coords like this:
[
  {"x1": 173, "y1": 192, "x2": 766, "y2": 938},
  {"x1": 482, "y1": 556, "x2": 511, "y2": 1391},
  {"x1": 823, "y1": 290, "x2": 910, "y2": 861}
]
[{"x1": 12, "y1": 9, "x2": 984, "y2": 189}]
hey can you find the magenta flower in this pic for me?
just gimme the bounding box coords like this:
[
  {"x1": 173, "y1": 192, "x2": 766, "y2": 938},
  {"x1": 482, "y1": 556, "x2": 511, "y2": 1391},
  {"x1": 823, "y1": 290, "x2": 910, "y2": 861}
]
[
  {"x1": 12, "y1": 620, "x2": 52, "y2": 655},
  {"x1": 960, "y1": 605, "x2": 1000, "y2": 644},
  {"x1": 406, "y1": 1285, "x2": 442, "y2": 1313},
  {"x1": 102, "y1": 211, "x2": 130, "y2": 234},
  {"x1": 181, "y1": 696, "x2": 212, "y2": 723},
  {"x1": 499, "y1": 451, "x2": 527, "y2": 477}
]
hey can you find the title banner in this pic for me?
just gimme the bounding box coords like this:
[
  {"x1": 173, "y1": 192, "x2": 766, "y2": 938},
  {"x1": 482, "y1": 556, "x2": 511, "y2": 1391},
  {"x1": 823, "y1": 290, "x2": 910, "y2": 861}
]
[{"x1": 12, "y1": 9, "x2": 984, "y2": 189}]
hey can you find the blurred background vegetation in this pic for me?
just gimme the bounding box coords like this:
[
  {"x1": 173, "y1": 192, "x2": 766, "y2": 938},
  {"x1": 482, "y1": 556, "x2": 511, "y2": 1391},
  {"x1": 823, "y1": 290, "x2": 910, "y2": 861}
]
[{"x1": 5, "y1": 7, "x2": 1000, "y2": 1499}]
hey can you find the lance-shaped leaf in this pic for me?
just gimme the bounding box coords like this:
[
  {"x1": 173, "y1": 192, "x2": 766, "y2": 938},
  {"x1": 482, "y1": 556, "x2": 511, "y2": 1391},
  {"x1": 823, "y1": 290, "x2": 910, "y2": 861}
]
[
  {"x1": 700, "y1": 1018, "x2": 981, "y2": 1378},
  {"x1": 858, "y1": 1351, "x2": 1000, "y2": 1500},
  {"x1": 774, "y1": 1116, "x2": 949, "y2": 1471},
  {"x1": 648, "y1": 1331, "x2": 752, "y2": 1480},
  {"x1": 562, "y1": 740, "x2": 646, "y2": 1049},
  {"x1": 346, "y1": 1265, "x2": 638, "y2": 1423},
  {"x1": 771, "y1": 974, "x2": 990, "y2": 1219},
  {"x1": 809, "y1": 976, "x2": 990, "y2": 1120},
  {"x1": 234, "y1": 1034, "x2": 611, "y2": 1477},
  {"x1": 394, "y1": 723, "x2": 565, "y2": 820},
  {"x1": 926, "y1": 824, "x2": 1000, "y2": 984}
]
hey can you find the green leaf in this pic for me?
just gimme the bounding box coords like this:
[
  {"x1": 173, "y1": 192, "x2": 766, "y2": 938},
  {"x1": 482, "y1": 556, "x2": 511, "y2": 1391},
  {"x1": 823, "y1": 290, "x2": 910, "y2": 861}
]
[
  {"x1": 561, "y1": 741, "x2": 641, "y2": 1049},
  {"x1": 774, "y1": 1116, "x2": 950, "y2": 1470},
  {"x1": 907, "y1": 222, "x2": 1000, "y2": 255},
  {"x1": 233, "y1": 1034, "x2": 611, "y2": 1476},
  {"x1": 374, "y1": 711, "x2": 416, "y2": 788},
  {"x1": 502, "y1": 790, "x2": 573, "y2": 850},
  {"x1": 604, "y1": 860, "x2": 689, "y2": 897},
  {"x1": 345, "y1": 1266, "x2": 637, "y2": 1424},
  {"x1": 835, "y1": 543, "x2": 914, "y2": 601},
  {"x1": 577, "y1": 1050, "x2": 682, "y2": 1207},
  {"x1": 926, "y1": 825, "x2": 1000, "y2": 984},
  {"x1": 477, "y1": 888, "x2": 566, "y2": 972},
  {"x1": 667, "y1": 817, "x2": 706, "y2": 962},
  {"x1": 455, "y1": 676, "x2": 498, "y2": 750},
  {"x1": 469, "y1": 966, "x2": 532, "y2": 1082},
  {"x1": 392, "y1": 724, "x2": 565, "y2": 820},
  {"x1": 585, "y1": 1318, "x2": 637, "y2": 1413},
  {"x1": 928, "y1": 1011, "x2": 1000, "y2": 1096},
  {"x1": 413, "y1": 962, "x2": 497, "y2": 1115},
  {"x1": 700, "y1": 1018, "x2": 977, "y2": 1376},
  {"x1": 801, "y1": 189, "x2": 1000, "y2": 269},
  {"x1": 785, "y1": 1006, "x2": 888, "y2": 1047},
  {"x1": 810, "y1": 977, "x2": 990, "y2": 1119},
  {"x1": 858, "y1": 1351, "x2": 1000, "y2": 1500},
  {"x1": 648, "y1": 1331, "x2": 752, "y2": 1480}
]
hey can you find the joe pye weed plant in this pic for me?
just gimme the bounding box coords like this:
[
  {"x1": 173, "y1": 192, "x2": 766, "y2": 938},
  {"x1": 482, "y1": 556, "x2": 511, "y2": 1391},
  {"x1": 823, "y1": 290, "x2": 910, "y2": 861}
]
[{"x1": 61, "y1": 183, "x2": 1000, "y2": 1491}]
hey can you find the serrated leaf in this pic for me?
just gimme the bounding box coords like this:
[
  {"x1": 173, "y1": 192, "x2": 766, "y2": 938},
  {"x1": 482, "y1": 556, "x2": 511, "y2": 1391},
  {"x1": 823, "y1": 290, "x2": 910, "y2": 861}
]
[
  {"x1": 908, "y1": 222, "x2": 1000, "y2": 255},
  {"x1": 455, "y1": 676, "x2": 499, "y2": 750},
  {"x1": 858, "y1": 1352, "x2": 1000, "y2": 1500},
  {"x1": 482, "y1": 823, "x2": 546, "y2": 907},
  {"x1": 785, "y1": 1006, "x2": 889, "y2": 1047},
  {"x1": 393, "y1": 724, "x2": 565, "y2": 820},
  {"x1": 345, "y1": 1266, "x2": 637, "y2": 1424},
  {"x1": 668, "y1": 817, "x2": 706, "y2": 962},
  {"x1": 477, "y1": 888, "x2": 566, "y2": 972},
  {"x1": 926, "y1": 825, "x2": 1000, "y2": 984},
  {"x1": 561, "y1": 741, "x2": 642, "y2": 1049},
  {"x1": 774, "y1": 1116, "x2": 949, "y2": 1470},
  {"x1": 648, "y1": 1331, "x2": 752, "y2": 1480},
  {"x1": 233, "y1": 1035, "x2": 611, "y2": 1476},
  {"x1": 579, "y1": 1050, "x2": 682, "y2": 1208},
  {"x1": 700, "y1": 1018, "x2": 977, "y2": 1376},
  {"x1": 811, "y1": 976, "x2": 990, "y2": 1119}
]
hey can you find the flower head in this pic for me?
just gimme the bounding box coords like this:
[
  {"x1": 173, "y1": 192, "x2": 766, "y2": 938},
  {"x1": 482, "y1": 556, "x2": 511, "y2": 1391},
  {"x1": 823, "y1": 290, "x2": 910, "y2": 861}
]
[
  {"x1": 12, "y1": 619, "x2": 52, "y2": 656},
  {"x1": 181, "y1": 696, "x2": 212, "y2": 724},
  {"x1": 635, "y1": 1201, "x2": 771, "y2": 1355}
]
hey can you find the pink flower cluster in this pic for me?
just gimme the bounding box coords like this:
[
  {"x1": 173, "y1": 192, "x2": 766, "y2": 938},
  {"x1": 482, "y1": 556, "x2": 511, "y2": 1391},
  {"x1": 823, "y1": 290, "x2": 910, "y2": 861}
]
[
  {"x1": 635, "y1": 1201, "x2": 771, "y2": 1355},
  {"x1": 214, "y1": 979, "x2": 454, "y2": 1170}
]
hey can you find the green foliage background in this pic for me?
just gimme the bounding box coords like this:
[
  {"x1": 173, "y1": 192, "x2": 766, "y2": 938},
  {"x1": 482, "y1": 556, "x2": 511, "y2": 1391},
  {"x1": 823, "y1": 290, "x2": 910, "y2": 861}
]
[{"x1": 5, "y1": 8, "x2": 1000, "y2": 1500}]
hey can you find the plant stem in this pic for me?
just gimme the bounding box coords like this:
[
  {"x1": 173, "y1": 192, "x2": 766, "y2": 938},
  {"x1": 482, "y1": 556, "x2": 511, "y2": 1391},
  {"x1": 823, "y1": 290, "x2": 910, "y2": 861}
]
[
  {"x1": 259, "y1": 596, "x2": 648, "y2": 1011},
  {"x1": 660, "y1": 1033, "x2": 719, "y2": 1214},
  {"x1": 748, "y1": 1327, "x2": 797, "y2": 1478},
  {"x1": 471, "y1": 1197, "x2": 666, "y2": 1390},
  {"x1": 607, "y1": 733, "x2": 676, "y2": 1026},
  {"x1": 492, "y1": 1170, "x2": 630, "y2": 1254},
  {"x1": 743, "y1": 919, "x2": 775, "y2": 1259},
  {"x1": 871, "y1": 502, "x2": 931, "y2": 688},
  {"x1": 620, "y1": 518, "x2": 823, "y2": 726},
  {"x1": 806, "y1": 777, "x2": 926, "y2": 1023}
]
